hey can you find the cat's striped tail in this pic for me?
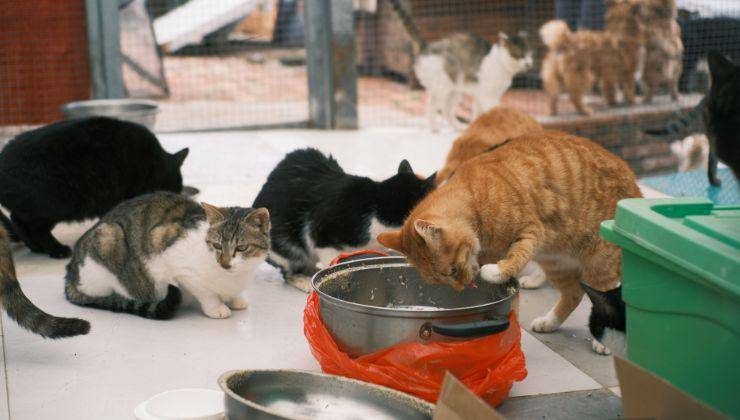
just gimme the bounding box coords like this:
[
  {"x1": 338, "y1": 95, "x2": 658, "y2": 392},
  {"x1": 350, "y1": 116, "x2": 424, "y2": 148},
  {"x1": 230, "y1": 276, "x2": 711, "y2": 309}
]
[
  {"x1": 387, "y1": 0, "x2": 427, "y2": 53},
  {"x1": 0, "y1": 227, "x2": 90, "y2": 338},
  {"x1": 644, "y1": 98, "x2": 706, "y2": 139},
  {"x1": 65, "y1": 282, "x2": 182, "y2": 320}
]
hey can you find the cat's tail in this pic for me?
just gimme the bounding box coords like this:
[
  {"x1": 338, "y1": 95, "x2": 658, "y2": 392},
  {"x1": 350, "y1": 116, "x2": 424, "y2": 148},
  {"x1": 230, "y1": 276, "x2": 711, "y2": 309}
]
[
  {"x1": 65, "y1": 282, "x2": 182, "y2": 320},
  {"x1": 0, "y1": 227, "x2": 90, "y2": 338},
  {"x1": 386, "y1": 0, "x2": 427, "y2": 54},
  {"x1": 643, "y1": 98, "x2": 705, "y2": 139},
  {"x1": 540, "y1": 20, "x2": 571, "y2": 50}
]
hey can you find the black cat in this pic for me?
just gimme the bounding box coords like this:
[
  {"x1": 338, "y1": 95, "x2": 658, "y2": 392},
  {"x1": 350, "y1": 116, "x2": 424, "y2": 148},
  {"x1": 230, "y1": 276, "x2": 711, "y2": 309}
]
[
  {"x1": 582, "y1": 282, "x2": 626, "y2": 356},
  {"x1": 645, "y1": 50, "x2": 740, "y2": 186},
  {"x1": 0, "y1": 117, "x2": 189, "y2": 258},
  {"x1": 252, "y1": 148, "x2": 435, "y2": 292}
]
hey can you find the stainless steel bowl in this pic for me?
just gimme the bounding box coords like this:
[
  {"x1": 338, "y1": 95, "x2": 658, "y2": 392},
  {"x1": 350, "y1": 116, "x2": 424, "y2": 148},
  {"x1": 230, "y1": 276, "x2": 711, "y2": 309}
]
[
  {"x1": 312, "y1": 256, "x2": 518, "y2": 357},
  {"x1": 219, "y1": 369, "x2": 434, "y2": 420},
  {"x1": 60, "y1": 99, "x2": 159, "y2": 130}
]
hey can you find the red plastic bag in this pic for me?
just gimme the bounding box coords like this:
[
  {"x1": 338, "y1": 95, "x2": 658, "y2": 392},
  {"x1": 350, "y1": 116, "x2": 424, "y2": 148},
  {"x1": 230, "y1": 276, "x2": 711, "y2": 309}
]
[{"x1": 303, "y1": 291, "x2": 527, "y2": 406}]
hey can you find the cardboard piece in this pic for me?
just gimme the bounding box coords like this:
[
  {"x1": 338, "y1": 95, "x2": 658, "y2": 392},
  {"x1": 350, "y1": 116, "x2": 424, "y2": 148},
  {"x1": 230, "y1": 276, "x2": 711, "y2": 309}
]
[
  {"x1": 614, "y1": 356, "x2": 729, "y2": 420},
  {"x1": 433, "y1": 372, "x2": 506, "y2": 420}
]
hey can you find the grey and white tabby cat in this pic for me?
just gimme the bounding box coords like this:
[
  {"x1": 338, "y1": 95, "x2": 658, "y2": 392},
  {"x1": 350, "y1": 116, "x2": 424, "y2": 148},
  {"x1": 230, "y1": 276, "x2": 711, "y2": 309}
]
[
  {"x1": 388, "y1": 0, "x2": 533, "y2": 131},
  {"x1": 65, "y1": 192, "x2": 270, "y2": 322}
]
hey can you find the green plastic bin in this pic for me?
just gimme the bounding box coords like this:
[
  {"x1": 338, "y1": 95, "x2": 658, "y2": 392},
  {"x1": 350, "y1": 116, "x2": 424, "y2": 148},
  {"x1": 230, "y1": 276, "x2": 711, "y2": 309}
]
[{"x1": 601, "y1": 198, "x2": 740, "y2": 418}]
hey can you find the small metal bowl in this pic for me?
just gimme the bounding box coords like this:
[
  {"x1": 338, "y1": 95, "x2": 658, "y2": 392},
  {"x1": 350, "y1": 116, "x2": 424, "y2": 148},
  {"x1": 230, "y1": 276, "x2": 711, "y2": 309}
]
[
  {"x1": 60, "y1": 99, "x2": 159, "y2": 130},
  {"x1": 219, "y1": 369, "x2": 434, "y2": 420}
]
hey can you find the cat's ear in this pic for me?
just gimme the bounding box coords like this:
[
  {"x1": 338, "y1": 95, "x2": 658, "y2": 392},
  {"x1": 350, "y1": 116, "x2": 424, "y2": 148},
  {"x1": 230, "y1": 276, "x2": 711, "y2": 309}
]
[
  {"x1": 201, "y1": 202, "x2": 225, "y2": 224},
  {"x1": 414, "y1": 219, "x2": 441, "y2": 245},
  {"x1": 517, "y1": 30, "x2": 529, "y2": 39},
  {"x1": 398, "y1": 159, "x2": 414, "y2": 174},
  {"x1": 246, "y1": 207, "x2": 270, "y2": 235},
  {"x1": 172, "y1": 148, "x2": 189, "y2": 167},
  {"x1": 377, "y1": 230, "x2": 404, "y2": 252},
  {"x1": 582, "y1": 282, "x2": 622, "y2": 315},
  {"x1": 708, "y1": 50, "x2": 735, "y2": 84},
  {"x1": 498, "y1": 32, "x2": 509, "y2": 42},
  {"x1": 425, "y1": 172, "x2": 437, "y2": 186},
  {"x1": 581, "y1": 282, "x2": 607, "y2": 306}
]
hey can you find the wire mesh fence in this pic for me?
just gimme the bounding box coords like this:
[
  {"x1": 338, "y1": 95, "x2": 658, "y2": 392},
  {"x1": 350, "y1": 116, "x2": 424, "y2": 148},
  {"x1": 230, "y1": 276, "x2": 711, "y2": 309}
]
[
  {"x1": 0, "y1": 1, "x2": 89, "y2": 139},
  {"x1": 0, "y1": 0, "x2": 739, "y2": 169},
  {"x1": 133, "y1": 0, "x2": 309, "y2": 131}
]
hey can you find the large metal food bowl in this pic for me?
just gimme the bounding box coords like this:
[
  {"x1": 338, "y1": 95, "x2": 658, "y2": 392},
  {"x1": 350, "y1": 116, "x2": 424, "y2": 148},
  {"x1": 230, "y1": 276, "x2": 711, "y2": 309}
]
[
  {"x1": 313, "y1": 256, "x2": 518, "y2": 357},
  {"x1": 219, "y1": 369, "x2": 434, "y2": 420},
  {"x1": 60, "y1": 99, "x2": 159, "y2": 130}
]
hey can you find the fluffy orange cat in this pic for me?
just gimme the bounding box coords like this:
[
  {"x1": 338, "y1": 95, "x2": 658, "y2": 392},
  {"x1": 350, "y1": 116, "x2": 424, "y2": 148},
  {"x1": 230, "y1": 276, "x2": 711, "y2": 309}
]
[
  {"x1": 437, "y1": 106, "x2": 542, "y2": 184},
  {"x1": 379, "y1": 131, "x2": 642, "y2": 353}
]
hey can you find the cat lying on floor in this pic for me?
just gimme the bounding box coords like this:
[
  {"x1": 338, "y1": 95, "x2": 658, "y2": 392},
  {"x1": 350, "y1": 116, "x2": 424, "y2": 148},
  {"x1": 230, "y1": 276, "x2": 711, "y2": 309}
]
[
  {"x1": 65, "y1": 192, "x2": 270, "y2": 321},
  {"x1": 253, "y1": 148, "x2": 435, "y2": 292},
  {"x1": 0, "y1": 117, "x2": 190, "y2": 258}
]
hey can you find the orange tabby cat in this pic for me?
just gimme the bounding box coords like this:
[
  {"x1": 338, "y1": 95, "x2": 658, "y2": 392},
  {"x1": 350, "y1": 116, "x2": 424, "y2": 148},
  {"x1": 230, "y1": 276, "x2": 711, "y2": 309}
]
[
  {"x1": 378, "y1": 131, "x2": 642, "y2": 353},
  {"x1": 437, "y1": 106, "x2": 543, "y2": 184}
]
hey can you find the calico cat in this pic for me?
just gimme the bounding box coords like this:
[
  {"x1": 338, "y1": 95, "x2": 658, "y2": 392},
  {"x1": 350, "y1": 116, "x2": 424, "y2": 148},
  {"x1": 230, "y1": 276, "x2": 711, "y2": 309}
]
[
  {"x1": 253, "y1": 148, "x2": 435, "y2": 293},
  {"x1": 65, "y1": 192, "x2": 269, "y2": 320},
  {"x1": 582, "y1": 283, "x2": 626, "y2": 356},
  {"x1": 645, "y1": 50, "x2": 740, "y2": 185},
  {"x1": 0, "y1": 226, "x2": 89, "y2": 338},
  {"x1": 388, "y1": 0, "x2": 532, "y2": 132},
  {"x1": 378, "y1": 131, "x2": 642, "y2": 354},
  {"x1": 0, "y1": 117, "x2": 189, "y2": 258}
]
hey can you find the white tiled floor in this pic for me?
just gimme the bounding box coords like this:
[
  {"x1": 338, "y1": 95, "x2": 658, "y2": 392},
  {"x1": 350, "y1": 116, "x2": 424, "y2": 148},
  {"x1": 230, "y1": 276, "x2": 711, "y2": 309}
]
[{"x1": 1, "y1": 128, "x2": 665, "y2": 419}]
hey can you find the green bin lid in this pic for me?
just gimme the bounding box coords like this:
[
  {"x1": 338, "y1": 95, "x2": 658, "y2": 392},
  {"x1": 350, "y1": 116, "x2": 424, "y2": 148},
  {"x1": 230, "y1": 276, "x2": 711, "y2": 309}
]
[{"x1": 601, "y1": 198, "x2": 740, "y2": 297}]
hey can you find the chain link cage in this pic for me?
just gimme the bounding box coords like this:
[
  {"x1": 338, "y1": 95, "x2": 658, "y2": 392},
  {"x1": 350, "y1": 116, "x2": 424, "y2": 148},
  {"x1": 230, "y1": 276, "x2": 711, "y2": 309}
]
[{"x1": 1, "y1": 0, "x2": 739, "y2": 177}]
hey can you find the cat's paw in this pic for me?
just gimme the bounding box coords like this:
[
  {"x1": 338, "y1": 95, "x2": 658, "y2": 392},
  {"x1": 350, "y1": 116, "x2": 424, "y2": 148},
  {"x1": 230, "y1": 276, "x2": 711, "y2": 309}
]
[
  {"x1": 531, "y1": 311, "x2": 562, "y2": 333},
  {"x1": 520, "y1": 274, "x2": 546, "y2": 289},
  {"x1": 227, "y1": 296, "x2": 248, "y2": 310},
  {"x1": 518, "y1": 262, "x2": 546, "y2": 289},
  {"x1": 286, "y1": 274, "x2": 312, "y2": 293},
  {"x1": 479, "y1": 264, "x2": 505, "y2": 284},
  {"x1": 591, "y1": 338, "x2": 612, "y2": 355},
  {"x1": 203, "y1": 304, "x2": 232, "y2": 319}
]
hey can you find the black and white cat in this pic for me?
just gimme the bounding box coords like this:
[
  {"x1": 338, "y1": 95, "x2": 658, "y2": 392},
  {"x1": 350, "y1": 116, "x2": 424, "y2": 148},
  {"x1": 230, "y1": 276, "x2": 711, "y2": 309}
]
[
  {"x1": 252, "y1": 148, "x2": 435, "y2": 292},
  {"x1": 582, "y1": 282, "x2": 626, "y2": 356},
  {"x1": 0, "y1": 117, "x2": 189, "y2": 258}
]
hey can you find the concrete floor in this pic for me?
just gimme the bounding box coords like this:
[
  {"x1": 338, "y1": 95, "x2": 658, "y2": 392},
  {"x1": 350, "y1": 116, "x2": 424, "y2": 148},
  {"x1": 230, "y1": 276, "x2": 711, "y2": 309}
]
[{"x1": 0, "y1": 128, "x2": 667, "y2": 419}]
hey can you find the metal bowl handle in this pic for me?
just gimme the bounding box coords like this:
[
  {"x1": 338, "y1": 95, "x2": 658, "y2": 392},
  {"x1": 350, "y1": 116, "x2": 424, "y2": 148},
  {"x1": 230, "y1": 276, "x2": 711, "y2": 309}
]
[{"x1": 427, "y1": 318, "x2": 510, "y2": 338}]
